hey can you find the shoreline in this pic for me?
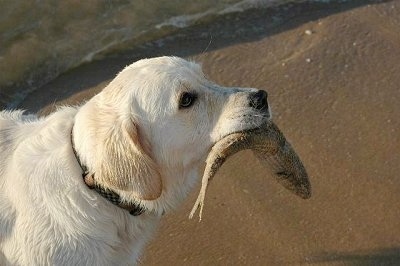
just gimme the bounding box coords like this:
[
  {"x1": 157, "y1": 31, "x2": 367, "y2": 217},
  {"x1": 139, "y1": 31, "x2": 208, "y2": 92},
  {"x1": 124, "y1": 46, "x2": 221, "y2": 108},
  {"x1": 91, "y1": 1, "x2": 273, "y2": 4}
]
[{"x1": 0, "y1": 0, "x2": 375, "y2": 111}]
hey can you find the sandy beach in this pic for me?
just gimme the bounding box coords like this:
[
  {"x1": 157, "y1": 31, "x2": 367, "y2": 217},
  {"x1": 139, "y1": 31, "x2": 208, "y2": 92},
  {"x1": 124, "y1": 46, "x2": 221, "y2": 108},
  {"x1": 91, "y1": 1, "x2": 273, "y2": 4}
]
[{"x1": 16, "y1": 1, "x2": 400, "y2": 265}]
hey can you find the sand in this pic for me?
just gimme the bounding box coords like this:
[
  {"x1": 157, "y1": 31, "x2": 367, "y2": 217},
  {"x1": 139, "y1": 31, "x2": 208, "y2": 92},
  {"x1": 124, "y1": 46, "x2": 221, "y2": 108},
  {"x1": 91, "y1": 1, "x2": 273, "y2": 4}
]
[{"x1": 17, "y1": 1, "x2": 400, "y2": 265}]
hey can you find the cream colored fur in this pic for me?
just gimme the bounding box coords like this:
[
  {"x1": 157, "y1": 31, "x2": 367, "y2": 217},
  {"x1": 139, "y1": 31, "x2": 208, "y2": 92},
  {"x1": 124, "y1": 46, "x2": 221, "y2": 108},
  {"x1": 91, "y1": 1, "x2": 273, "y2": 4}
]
[{"x1": 0, "y1": 56, "x2": 269, "y2": 265}]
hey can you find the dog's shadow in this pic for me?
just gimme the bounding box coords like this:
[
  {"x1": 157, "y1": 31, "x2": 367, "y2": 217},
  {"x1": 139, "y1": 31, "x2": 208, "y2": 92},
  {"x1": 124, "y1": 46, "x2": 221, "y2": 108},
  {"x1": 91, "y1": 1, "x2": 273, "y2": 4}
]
[{"x1": 305, "y1": 248, "x2": 400, "y2": 266}]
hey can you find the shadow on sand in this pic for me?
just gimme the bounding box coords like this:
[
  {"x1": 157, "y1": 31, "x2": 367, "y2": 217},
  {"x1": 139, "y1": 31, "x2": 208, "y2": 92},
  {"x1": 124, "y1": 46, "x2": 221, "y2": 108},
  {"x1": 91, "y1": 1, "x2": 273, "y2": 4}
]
[{"x1": 306, "y1": 248, "x2": 400, "y2": 265}]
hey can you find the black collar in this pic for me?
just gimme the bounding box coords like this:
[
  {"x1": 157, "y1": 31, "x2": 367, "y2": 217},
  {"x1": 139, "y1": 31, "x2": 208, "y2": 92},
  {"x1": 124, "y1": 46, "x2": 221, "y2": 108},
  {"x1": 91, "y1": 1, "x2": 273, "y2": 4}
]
[{"x1": 71, "y1": 128, "x2": 145, "y2": 216}]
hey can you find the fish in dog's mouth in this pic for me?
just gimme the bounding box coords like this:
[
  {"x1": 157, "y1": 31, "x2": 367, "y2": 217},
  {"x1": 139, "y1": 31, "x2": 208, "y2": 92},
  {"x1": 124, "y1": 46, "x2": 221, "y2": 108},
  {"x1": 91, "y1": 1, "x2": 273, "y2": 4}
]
[{"x1": 190, "y1": 120, "x2": 311, "y2": 220}]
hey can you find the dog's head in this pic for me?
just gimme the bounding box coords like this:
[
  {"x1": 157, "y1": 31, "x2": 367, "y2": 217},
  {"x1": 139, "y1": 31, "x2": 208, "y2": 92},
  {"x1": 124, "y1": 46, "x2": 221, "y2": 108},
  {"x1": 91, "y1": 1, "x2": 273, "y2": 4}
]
[{"x1": 76, "y1": 56, "x2": 270, "y2": 213}]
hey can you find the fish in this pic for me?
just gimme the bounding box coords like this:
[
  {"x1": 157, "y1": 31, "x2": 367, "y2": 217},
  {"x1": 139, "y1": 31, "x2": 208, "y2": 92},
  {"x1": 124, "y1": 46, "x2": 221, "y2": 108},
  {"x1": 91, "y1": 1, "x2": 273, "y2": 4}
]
[{"x1": 189, "y1": 121, "x2": 311, "y2": 220}]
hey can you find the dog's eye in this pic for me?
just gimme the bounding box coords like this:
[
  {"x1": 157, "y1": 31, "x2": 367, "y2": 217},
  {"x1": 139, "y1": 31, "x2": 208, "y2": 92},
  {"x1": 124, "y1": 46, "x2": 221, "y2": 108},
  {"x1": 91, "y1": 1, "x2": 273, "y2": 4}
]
[{"x1": 179, "y1": 92, "x2": 197, "y2": 109}]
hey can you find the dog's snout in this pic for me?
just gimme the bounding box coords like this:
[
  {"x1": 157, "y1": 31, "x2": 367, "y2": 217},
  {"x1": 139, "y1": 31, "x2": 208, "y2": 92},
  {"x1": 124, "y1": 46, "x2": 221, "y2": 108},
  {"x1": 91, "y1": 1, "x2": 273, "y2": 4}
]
[{"x1": 249, "y1": 90, "x2": 268, "y2": 110}]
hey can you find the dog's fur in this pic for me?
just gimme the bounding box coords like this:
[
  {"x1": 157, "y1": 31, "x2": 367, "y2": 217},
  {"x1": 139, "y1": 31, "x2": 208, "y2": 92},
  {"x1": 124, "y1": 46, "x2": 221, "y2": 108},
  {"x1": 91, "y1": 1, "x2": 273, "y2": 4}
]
[{"x1": 0, "y1": 57, "x2": 269, "y2": 265}]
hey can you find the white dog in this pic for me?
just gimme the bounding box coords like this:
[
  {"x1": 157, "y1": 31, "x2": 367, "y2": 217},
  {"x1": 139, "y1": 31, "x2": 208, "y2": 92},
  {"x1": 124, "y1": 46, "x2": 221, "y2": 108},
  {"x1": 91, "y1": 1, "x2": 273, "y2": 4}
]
[{"x1": 0, "y1": 56, "x2": 270, "y2": 265}]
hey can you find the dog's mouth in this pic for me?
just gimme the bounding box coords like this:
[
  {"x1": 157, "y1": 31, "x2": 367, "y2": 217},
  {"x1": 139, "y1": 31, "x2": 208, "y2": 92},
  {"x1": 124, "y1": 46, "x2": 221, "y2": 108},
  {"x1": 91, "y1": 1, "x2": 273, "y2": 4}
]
[{"x1": 190, "y1": 120, "x2": 311, "y2": 220}]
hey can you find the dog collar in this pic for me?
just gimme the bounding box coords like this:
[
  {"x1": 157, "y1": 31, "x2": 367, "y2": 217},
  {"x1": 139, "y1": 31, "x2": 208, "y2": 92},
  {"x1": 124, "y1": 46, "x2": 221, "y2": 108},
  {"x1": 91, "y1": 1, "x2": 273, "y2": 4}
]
[{"x1": 71, "y1": 128, "x2": 145, "y2": 216}]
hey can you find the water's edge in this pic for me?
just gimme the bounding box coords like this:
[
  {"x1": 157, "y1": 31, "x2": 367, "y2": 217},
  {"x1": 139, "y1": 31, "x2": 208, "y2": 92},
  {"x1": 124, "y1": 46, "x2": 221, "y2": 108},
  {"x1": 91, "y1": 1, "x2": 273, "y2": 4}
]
[{"x1": 0, "y1": 0, "x2": 349, "y2": 109}]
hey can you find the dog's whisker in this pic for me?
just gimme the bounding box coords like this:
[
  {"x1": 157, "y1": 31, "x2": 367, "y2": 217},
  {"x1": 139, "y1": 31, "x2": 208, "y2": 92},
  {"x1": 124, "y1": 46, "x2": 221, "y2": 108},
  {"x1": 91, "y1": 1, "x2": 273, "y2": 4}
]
[{"x1": 201, "y1": 34, "x2": 213, "y2": 55}]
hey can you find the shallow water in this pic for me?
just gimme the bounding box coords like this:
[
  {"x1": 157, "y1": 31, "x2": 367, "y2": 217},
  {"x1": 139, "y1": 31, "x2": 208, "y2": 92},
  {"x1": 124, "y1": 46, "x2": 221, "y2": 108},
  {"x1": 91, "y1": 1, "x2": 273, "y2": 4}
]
[{"x1": 0, "y1": 0, "x2": 331, "y2": 108}]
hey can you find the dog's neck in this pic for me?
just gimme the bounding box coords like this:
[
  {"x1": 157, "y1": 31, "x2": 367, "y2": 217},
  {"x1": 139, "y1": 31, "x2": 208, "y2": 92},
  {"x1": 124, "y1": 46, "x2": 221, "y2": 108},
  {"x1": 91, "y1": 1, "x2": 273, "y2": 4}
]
[{"x1": 71, "y1": 125, "x2": 145, "y2": 216}]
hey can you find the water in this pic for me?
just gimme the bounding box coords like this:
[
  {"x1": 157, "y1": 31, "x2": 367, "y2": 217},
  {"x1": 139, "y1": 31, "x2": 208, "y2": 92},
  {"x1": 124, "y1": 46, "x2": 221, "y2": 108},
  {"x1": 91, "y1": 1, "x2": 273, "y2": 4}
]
[{"x1": 0, "y1": 0, "x2": 329, "y2": 109}]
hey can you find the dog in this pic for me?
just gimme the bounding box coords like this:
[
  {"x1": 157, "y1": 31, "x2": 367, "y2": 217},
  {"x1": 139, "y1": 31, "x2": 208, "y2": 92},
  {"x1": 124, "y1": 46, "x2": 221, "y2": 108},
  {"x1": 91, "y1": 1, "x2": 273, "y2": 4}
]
[{"x1": 0, "y1": 56, "x2": 270, "y2": 265}]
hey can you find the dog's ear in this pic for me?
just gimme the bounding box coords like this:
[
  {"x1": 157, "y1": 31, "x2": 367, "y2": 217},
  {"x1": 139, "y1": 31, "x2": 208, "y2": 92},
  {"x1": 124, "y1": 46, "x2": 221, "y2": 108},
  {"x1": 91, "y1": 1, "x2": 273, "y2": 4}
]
[{"x1": 97, "y1": 117, "x2": 162, "y2": 201}]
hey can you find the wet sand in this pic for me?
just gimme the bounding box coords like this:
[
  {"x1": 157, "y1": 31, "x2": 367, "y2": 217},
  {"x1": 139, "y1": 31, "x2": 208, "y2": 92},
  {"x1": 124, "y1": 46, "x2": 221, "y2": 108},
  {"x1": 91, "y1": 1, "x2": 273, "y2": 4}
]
[{"x1": 18, "y1": 1, "x2": 400, "y2": 265}]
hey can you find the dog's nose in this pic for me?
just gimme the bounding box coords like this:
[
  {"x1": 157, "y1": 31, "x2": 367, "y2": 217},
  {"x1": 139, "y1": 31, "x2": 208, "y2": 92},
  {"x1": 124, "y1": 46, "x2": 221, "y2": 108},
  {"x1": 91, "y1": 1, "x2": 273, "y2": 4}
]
[{"x1": 249, "y1": 90, "x2": 268, "y2": 110}]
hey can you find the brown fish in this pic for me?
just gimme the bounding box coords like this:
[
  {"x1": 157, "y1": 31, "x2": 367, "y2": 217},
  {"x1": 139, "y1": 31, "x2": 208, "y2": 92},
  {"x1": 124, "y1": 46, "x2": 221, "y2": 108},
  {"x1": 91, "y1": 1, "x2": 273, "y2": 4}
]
[{"x1": 189, "y1": 121, "x2": 311, "y2": 220}]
